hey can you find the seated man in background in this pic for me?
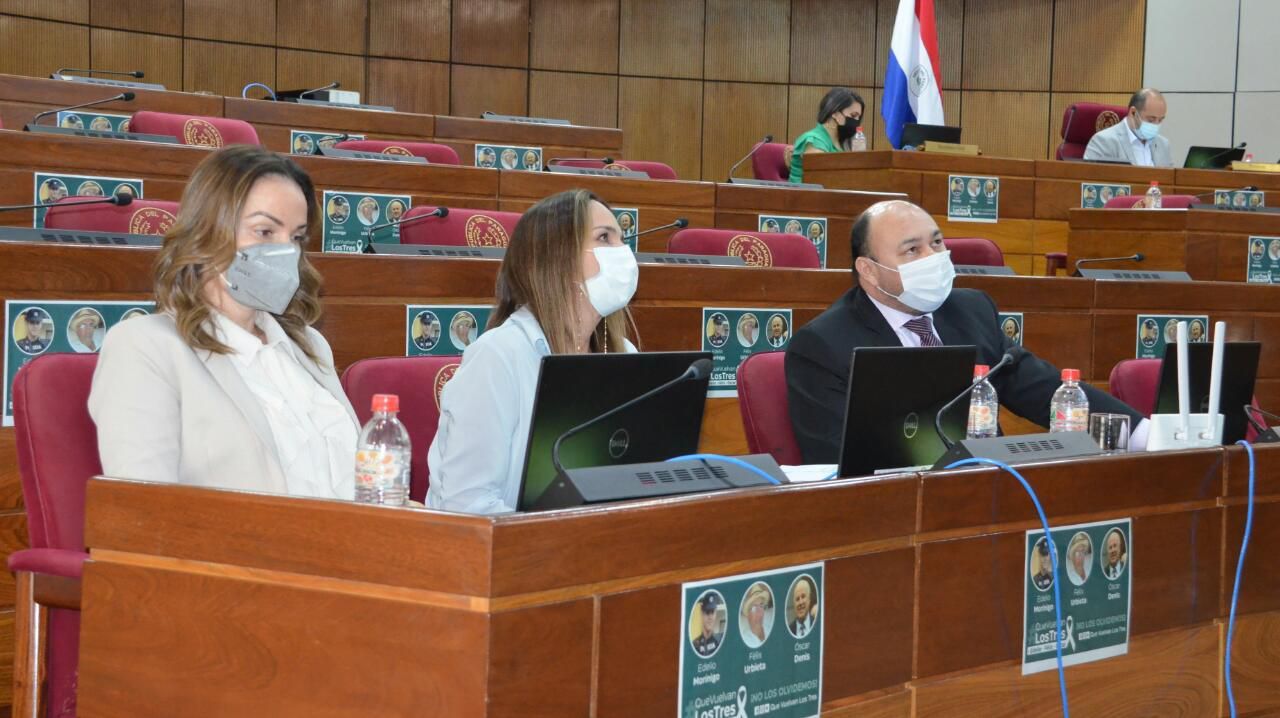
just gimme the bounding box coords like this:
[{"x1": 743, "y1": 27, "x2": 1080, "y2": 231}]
[
  {"x1": 784, "y1": 199, "x2": 1146, "y2": 464},
  {"x1": 1083, "y1": 88, "x2": 1173, "y2": 167}
]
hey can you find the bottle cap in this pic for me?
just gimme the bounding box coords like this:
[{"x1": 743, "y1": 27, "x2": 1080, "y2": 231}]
[
  {"x1": 1061, "y1": 368, "x2": 1080, "y2": 382},
  {"x1": 973, "y1": 364, "x2": 989, "y2": 378},
  {"x1": 856, "y1": 126, "x2": 863, "y2": 132},
  {"x1": 372, "y1": 393, "x2": 399, "y2": 413},
  {"x1": 1150, "y1": 181, "x2": 1159, "y2": 187}
]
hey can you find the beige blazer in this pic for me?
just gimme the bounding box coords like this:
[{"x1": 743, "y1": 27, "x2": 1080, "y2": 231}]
[{"x1": 87, "y1": 313, "x2": 357, "y2": 494}]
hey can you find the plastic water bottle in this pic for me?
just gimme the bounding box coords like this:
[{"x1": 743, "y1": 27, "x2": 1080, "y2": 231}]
[
  {"x1": 850, "y1": 126, "x2": 867, "y2": 152},
  {"x1": 1244, "y1": 153, "x2": 1253, "y2": 164},
  {"x1": 966, "y1": 365, "x2": 999, "y2": 439},
  {"x1": 354, "y1": 393, "x2": 411, "y2": 505},
  {"x1": 1049, "y1": 369, "x2": 1090, "y2": 433},
  {"x1": 1145, "y1": 181, "x2": 1162, "y2": 209}
]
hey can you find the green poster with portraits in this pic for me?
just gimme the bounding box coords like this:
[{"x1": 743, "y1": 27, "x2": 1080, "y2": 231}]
[
  {"x1": 55, "y1": 110, "x2": 132, "y2": 133},
  {"x1": 1135, "y1": 314, "x2": 1209, "y2": 359},
  {"x1": 474, "y1": 144, "x2": 543, "y2": 171},
  {"x1": 612, "y1": 207, "x2": 639, "y2": 252},
  {"x1": 405, "y1": 305, "x2": 491, "y2": 356},
  {"x1": 4, "y1": 299, "x2": 154, "y2": 427},
  {"x1": 290, "y1": 129, "x2": 366, "y2": 156},
  {"x1": 1246, "y1": 236, "x2": 1280, "y2": 284},
  {"x1": 1023, "y1": 518, "x2": 1131, "y2": 675},
  {"x1": 679, "y1": 563, "x2": 824, "y2": 718},
  {"x1": 947, "y1": 174, "x2": 999, "y2": 223},
  {"x1": 703, "y1": 308, "x2": 792, "y2": 399},
  {"x1": 758, "y1": 214, "x2": 828, "y2": 268},
  {"x1": 32, "y1": 172, "x2": 144, "y2": 228},
  {"x1": 1079, "y1": 182, "x2": 1130, "y2": 209},
  {"x1": 1215, "y1": 189, "x2": 1265, "y2": 210},
  {"x1": 322, "y1": 190, "x2": 411, "y2": 254},
  {"x1": 998, "y1": 312, "x2": 1023, "y2": 347}
]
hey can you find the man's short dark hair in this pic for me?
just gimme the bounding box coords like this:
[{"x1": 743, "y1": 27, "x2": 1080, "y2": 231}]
[{"x1": 850, "y1": 209, "x2": 873, "y2": 262}]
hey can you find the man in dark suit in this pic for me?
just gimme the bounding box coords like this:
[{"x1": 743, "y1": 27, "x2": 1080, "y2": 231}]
[{"x1": 785, "y1": 200, "x2": 1146, "y2": 464}]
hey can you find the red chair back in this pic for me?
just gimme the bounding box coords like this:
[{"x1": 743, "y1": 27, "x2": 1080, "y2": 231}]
[
  {"x1": 335, "y1": 140, "x2": 461, "y2": 165},
  {"x1": 340, "y1": 356, "x2": 461, "y2": 503},
  {"x1": 1057, "y1": 102, "x2": 1127, "y2": 160},
  {"x1": 668, "y1": 228, "x2": 820, "y2": 269},
  {"x1": 752, "y1": 143, "x2": 790, "y2": 181},
  {"x1": 737, "y1": 352, "x2": 802, "y2": 465},
  {"x1": 128, "y1": 110, "x2": 260, "y2": 147},
  {"x1": 550, "y1": 158, "x2": 678, "y2": 180},
  {"x1": 44, "y1": 197, "x2": 179, "y2": 236},
  {"x1": 944, "y1": 237, "x2": 1004, "y2": 267},
  {"x1": 399, "y1": 206, "x2": 522, "y2": 247},
  {"x1": 1104, "y1": 194, "x2": 1196, "y2": 209}
]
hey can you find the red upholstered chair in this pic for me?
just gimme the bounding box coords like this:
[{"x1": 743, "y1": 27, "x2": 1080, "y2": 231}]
[
  {"x1": 1056, "y1": 102, "x2": 1127, "y2": 160},
  {"x1": 736, "y1": 351, "x2": 803, "y2": 466},
  {"x1": 9, "y1": 353, "x2": 100, "y2": 718},
  {"x1": 127, "y1": 110, "x2": 260, "y2": 147},
  {"x1": 667, "y1": 228, "x2": 820, "y2": 269},
  {"x1": 44, "y1": 197, "x2": 179, "y2": 236},
  {"x1": 944, "y1": 237, "x2": 1004, "y2": 266},
  {"x1": 549, "y1": 158, "x2": 678, "y2": 180},
  {"x1": 334, "y1": 139, "x2": 460, "y2": 165},
  {"x1": 1044, "y1": 253, "x2": 1068, "y2": 276},
  {"x1": 1109, "y1": 358, "x2": 1260, "y2": 441},
  {"x1": 1104, "y1": 194, "x2": 1197, "y2": 209},
  {"x1": 751, "y1": 143, "x2": 791, "y2": 181},
  {"x1": 398, "y1": 206, "x2": 522, "y2": 247},
  {"x1": 340, "y1": 356, "x2": 462, "y2": 503}
]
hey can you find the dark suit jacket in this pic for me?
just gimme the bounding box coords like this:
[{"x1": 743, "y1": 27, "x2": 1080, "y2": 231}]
[{"x1": 785, "y1": 286, "x2": 1144, "y2": 463}]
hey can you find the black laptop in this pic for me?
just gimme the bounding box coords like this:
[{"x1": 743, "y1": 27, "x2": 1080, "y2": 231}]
[
  {"x1": 516, "y1": 351, "x2": 712, "y2": 511},
  {"x1": 900, "y1": 123, "x2": 962, "y2": 149},
  {"x1": 837, "y1": 346, "x2": 977, "y2": 477},
  {"x1": 1184, "y1": 145, "x2": 1245, "y2": 169},
  {"x1": 1155, "y1": 341, "x2": 1260, "y2": 443}
]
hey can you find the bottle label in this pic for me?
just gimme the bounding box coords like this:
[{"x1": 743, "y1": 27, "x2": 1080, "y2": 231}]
[
  {"x1": 356, "y1": 449, "x2": 402, "y2": 488},
  {"x1": 1053, "y1": 407, "x2": 1089, "y2": 432},
  {"x1": 968, "y1": 404, "x2": 997, "y2": 435}
]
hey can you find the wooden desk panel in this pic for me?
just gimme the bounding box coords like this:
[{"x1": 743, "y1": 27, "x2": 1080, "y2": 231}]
[
  {"x1": 1175, "y1": 167, "x2": 1280, "y2": 208},
  {"x1": 1033, "y1": 160, "x2": 1176, "y2": 221},
  {"x1": 432, "y1": 116, "x2": 621, "y2": 166},
  {"x1": 0, "y1": 74, "x2": 223, "y2": 133},
  {"x1": 223, "y1": 97, "x2": 437, "y2": 153}
]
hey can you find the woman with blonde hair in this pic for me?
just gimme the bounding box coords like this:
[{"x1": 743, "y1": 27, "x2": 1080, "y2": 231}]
[
  {"x1": 89, "y1": 145, "x2": 358, "y2": 498},
  {"x1": 426, "y1": 188, "x2": 639, "y2": 514}
]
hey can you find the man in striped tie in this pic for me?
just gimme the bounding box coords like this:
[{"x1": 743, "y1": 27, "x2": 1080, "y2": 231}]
[{"x1": 784, "y1": 199, "x2": 1145, "y2": 464}]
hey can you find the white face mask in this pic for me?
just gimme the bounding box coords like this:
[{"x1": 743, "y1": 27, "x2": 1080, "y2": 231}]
[
  {"x1": 870, "y1": 249, "x2": 955, "y2": 313},
  {"x1": 584, "y1": 245, "x2": 638, "y2": 317}
]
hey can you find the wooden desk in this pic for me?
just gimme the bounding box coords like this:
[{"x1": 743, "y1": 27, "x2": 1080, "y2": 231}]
[
  {"x1": 223, "y1": 97, "x2": 437, "y2": 154},
  {"x1": 1175, "y1": 166, "x2": 1280, "y2": 206},
  {"x1": 432, "y1": 115, "x2": 621, "y2": 166},
  {"x1": 1067, "y1": 208, "x2": 1280, "y2": 282},
  {"x1": 73, "y1": 444, "x2": 1280, "y2": 716},
  {"x1": 0, "y1": 74, "x2": 223, "y2": 133}
]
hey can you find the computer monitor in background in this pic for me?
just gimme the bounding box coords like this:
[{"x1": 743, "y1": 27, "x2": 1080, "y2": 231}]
[
  {"x1": 838, "y1": 345, "x2": 977, "y2": 478},
  {"x1": 517, "y1": 351, "x2": 712, "y2": 511},
  {"x1": 900, "y1": 123, "x2": 963, "y2": 149},
  {"x1": 1155, "y1": 341, "x2": 1260, "y2": 443}
]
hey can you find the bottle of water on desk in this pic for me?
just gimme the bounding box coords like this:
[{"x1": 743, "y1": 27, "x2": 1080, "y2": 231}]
[
  {"x1": 1049, "y1": 369, "x2": 1090, "y2": 433},
  {"x1": 966, "y1": 364, "x2": 999, "y2": 439},
  {"x1": 850, "y1": 126, "x2": 867, "y2": 152},
  {"x1": 355, "y1": 393, "x2": 411, "y2": 506},
  {"x1": 1145, "y1": 181, "x2": 1162, "y2": 209}
]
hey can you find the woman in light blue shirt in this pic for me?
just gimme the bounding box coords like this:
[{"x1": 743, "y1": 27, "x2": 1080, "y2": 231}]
[{"x1": 426, "y1": 189, "x2": 640, "y2": 514}]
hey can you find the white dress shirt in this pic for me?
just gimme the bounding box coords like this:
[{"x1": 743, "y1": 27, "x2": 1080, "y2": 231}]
[
  {"x1": 426, "y1": 306, "x2": 635, "y2": 515},
  {"x1": 1125, "y1": 121, "x2": 1154, "y2": 167},
  {"x1": 867, "y1": 294, "x2": 941, "y2": 346},
  {"x1": 213, "y1": 311, "x2": 358, "y2": 499}
]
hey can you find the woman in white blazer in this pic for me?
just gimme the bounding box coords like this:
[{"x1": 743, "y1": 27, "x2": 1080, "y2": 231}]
[{"x1": 89, "y1": 146, "x2": 359, "y2": 499}]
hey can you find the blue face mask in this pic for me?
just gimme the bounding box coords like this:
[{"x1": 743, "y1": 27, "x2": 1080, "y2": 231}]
[{"x1": 1135, "y1": 117, "x2": 1160, "y2": 141}]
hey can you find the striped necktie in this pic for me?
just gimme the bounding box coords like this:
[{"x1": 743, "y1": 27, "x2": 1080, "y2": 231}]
[{"x1": 903, "y1": 315, "x2": 942, "y2": 347}]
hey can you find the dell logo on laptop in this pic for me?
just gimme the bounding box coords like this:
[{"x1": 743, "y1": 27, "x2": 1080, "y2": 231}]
[
  {"x1": 608, "y1": 428, "x2": 630, "y2": 458},
  {"x1": 903, "y1": 412, "x2": 919, "y2": 439}
]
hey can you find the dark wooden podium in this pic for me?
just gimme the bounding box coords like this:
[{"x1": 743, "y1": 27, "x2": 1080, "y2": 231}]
[{"x1": 75, "y1": 445, "x2": 1280, "y2": 717}]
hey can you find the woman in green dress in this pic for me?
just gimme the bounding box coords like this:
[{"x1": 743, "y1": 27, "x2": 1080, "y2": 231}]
[{"x1": 789, "y1": 88, "x2": 864, "y2": 184}]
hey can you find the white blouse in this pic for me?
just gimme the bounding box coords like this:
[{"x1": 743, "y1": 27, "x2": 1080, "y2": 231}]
[{"x1": 213, "y1": 312, "x2": 358, "y2": 499}]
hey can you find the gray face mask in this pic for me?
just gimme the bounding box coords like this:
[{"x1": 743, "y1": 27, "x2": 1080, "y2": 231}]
[{"x1": 222, "y1": 243, "x2": 301, "y2": 315}]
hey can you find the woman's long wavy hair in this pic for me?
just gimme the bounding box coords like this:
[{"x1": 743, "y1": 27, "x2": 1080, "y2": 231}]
[
  {"x1": 153, "y1": 145, "x2": 324, "y2": 362},
  {"x1": 490, "y1": 189, "x2": 638, "y2": 354}
]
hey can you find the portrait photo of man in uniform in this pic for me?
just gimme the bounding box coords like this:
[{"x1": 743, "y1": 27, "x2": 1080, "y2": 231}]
[{"x1": 691, "y1": 591, "x2": 725, "y2": 658}]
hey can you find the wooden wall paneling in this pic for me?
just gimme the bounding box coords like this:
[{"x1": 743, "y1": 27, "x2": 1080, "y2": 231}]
[
  {"x1": 0, "y1": 16, "x2": 89, "y2": 79},
  {"x1": 872, "y1": 88, "x2": 960, "y2": 150},
  {"x1": 619, "y1": 76, "x2": 702, "y2": 180},
  {"x1": 90, "y1": 28, "x2": 183, "y2": 93},
  {"x1": 0, "y1": 1, "x2": 86, "y2": 22},
  {"x1": 618, "y1": 0, "x2": 704, "y2": 79},
  {"x1": 275, "y1": 0, "x2": 368, "y2": 55},
  {"x1": 704, "y1": 0, "x2": 789, "y2": 83},
  {"x1": 528, "y1": 71, "x2": 618, "y2": 130},
  {"x1": 1051, "y1": 0, "x2": 1146, "y2": 93},
  {"x1": 0, "y1": 434, "x2": 23, "y2": 510},
  {"x1": 789, "y1": 0, "x2": 877, "y2": 86},
  {"x1": 183, "y1": 39, "x2": 276, "y2": 98},
  {"x1": 0, "y1": 609, "x2": 13, "y2": 707},
  {"x1": 277, "y1": 49, "x2": 366, "y2": 98},
  {"x1": 183, "y1": 0, "x2": 275, "y2": 45},
  {"x1": 530, "y1": 0, "x2": 618, "y2": 74},
  {"x1": 875, "y1": 0, "x2": 964, "y2": 90},
  {"x1": 450, "y1": 64, "x2": 528, "y2": 118},
  {"x1": 368, "y1": 0, "x2": 451, "y2": 62},
  {"x1": 1045, "y1": 92, "x2": 1132, "y2": 159},
  {"x1": 702, "y1": 81, "x2": 788, "y2": 183},
  {"x1": 90, "y1": 0, "x2": 182, "y2": 35},
  {"x1": 451, "y1": 0, "x2": 530, "y2": 68},
  {"x1": 961, "y1": 0, "x2": 1052, "y2": 91},
  {"x1": 368, "y1": 58, "x2": 451, "y2": 116},
  {"x1": 0, "y1": 511, "x2": 26, "y2": 607},
  {"x1": 960, "y1": 91, "x2": 1050, "y2": 159},
  {"x1": 786, "y1": 84, "x2": 875, "y2": 150}
]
